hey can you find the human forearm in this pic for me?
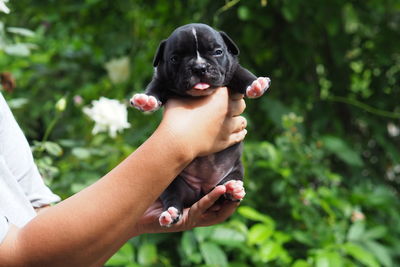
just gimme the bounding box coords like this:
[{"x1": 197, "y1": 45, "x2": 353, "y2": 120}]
[
  {"x1": 0, "y1": 126, "x2": 192, "y2": 267},
  {"x1": 0, "y1": 87, "x2": 247, "y2": 267}
]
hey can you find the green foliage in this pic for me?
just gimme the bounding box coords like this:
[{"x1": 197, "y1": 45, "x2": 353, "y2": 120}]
[{"x1": 1, "y1": 0, "x2": 400, "y2": 266}]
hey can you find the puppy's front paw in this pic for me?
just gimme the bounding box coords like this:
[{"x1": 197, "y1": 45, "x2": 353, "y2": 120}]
[
  {"x1": 159, "y1": 207, "x2": 182, "y2": 227},
  {"x1": 130, "y1": 93, "x2": 161, "y2": 112},
  {"x1": 246, "y1": 77, "x2": 271, "y2": 98},
  {"x1": 224, "y1": 180, "x2": 245, "y2": 201}
]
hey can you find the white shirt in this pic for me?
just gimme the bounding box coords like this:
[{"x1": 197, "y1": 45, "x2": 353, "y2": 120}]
[{"x1": 0, "y1": 92, "x2": 60, "y2": 243}]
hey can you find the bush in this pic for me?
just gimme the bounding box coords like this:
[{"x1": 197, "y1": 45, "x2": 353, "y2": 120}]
[{"x1": 1, "y1": 0, "x2": 399, "y2": 266}]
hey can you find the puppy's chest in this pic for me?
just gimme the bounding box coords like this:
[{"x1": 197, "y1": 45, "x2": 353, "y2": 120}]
[{"x1": 180, "y1": 144, "x2": 242, "y2": 193}]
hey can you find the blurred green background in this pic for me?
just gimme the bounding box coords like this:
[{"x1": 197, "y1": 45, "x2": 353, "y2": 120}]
[{"x1": 1, "y1": 0, "x2": 400, "y2": 266}]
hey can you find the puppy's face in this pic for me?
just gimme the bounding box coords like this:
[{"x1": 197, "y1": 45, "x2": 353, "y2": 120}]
[{"x1": 153, "y1": 24, "x2": 239, "y2": 96}]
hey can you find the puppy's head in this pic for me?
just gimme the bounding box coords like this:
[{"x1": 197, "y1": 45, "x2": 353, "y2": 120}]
[{"x1": 153, "y1": 23, "x2": 239, "y2": 97}]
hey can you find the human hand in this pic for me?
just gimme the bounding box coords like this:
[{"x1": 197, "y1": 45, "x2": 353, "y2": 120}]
[
  {"x1": 159, "y1": 87, "x2": 247, "y2": 158},
  {"x1": 133, "y1": 185, "x2": 239, "y2": 235}
]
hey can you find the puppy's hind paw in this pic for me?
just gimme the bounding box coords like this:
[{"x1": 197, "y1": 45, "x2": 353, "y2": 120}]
[
  {"x1": 130, "y1": 93, "x2": 161, "y2": 112},
  {"x1": 246, "y1": 77, "x2": 271, "y2": 98},
  {"x1": 159, "y1": 207, "x2": 182, "y2": 227},
  {"x1": 224, "y1": 180, "x2": 246, "y2": 202}
]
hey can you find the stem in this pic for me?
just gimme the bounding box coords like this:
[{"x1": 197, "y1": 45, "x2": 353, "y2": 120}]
[
  {"x1": 215, "y1": 0, "x2": 241, "y2": 16},
  {"x1": 327, "y1": 96, "x2": 400, "y2": 119},
  {"x1": 42, "y1": 112, "x2": 61, "y2": 142}
]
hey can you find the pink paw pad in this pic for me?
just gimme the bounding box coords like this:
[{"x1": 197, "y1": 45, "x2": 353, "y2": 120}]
[
  {"x1": 159, "y1": 207, "x2": 181, "y2": 227},
  {"x1": 246, "y1": 77, "x2": 271, "y2": 98},
  {"x1": 224, "y1": 180, "x2": 246, "y2": 201},
  {"x1": 130, "y1": 93, "x2": 160, "y2": 112}
]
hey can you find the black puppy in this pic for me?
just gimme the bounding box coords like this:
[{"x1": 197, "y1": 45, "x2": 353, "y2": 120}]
[{"x1": 130, "y1": 23, "x2": 270, "y2": 226}]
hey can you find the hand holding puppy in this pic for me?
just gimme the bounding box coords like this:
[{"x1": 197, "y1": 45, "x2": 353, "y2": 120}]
[
  {"x1": 134, "y1": 185, "x2": 238, "y2": 235},
  {"x1": 159, "y1": 87, "x2": 247, "y2": 158}
]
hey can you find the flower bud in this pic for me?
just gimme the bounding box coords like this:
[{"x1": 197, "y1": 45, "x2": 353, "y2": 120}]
[{"x1": 55, "y1": 97, "x2": 67, "y2": 112}]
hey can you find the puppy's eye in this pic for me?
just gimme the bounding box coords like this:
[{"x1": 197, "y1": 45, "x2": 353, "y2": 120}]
[
  {"x1": 213, "y1": 49, "x2": 224, "y2": 56},
  {"x1": 170, "y1": 55, "x2": 179, "y2": 63}
]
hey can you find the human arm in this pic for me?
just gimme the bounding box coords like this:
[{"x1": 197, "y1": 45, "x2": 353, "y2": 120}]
[
  {"x1": 0, "y1": 87, "x2": 246, "y2": 267},
  {"x1": 92, "y1": 185, "x2": 240, "y2": 267}
]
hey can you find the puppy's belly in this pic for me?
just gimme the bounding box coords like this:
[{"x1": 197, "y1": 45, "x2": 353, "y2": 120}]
[{"x1": 180, "y1": 143, "x2": 242, "y2": 194}]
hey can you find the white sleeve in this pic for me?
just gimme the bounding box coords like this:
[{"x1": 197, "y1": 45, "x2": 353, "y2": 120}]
[
  {"x1": 0, "y1": 93, "x2": 60, "y2": 208},
  {"x1": 0, "y1": 215, "x2": 9, "y2": 244},
  {"x1": 17, "y1": 165, "x2": 61, "y2": 208}
]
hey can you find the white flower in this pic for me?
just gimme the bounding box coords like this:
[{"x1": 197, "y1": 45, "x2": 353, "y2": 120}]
[
  {"x1": 104, "y1": 57, "x2": 130, "y2": 84},
  {"x1": 387, "y1": 122, "x2": 400, "y2": 137},
  {"x1": 83, "y1": 97, "x2": 131, "y2": 138},
  {"x1": 0, "y1": 0, "x2": 10, "y2": 14}
]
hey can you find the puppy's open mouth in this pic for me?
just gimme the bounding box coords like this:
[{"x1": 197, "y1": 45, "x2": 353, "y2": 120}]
[{"x1": 187, "y1": 83, "x2": 216, "y2": 96}]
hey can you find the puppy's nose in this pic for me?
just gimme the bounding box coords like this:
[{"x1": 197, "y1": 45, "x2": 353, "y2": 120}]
[{"x1": 192, "y1": 64, "x2": 207, "y2": 75}]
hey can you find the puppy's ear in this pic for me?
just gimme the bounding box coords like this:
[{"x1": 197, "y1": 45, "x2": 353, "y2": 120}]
[
  {"x1": 219, "y1": 31, "x2": 239, "y2": 56},
  {"x1": 153, "y1": 40, "x2": 167, "y2": 67}
]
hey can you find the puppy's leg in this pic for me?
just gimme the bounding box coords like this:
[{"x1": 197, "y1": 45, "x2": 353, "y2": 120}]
[
  {"x1": 246, "y1": 77, "x2": 271, "y2": 98},
  {"x1": 130, "y1": 79, "x2": 165, "y2": 112},
  {"x1": 223, "y1": 179, "x2": 245, "y2": 201},
  {"x1": 228, "y1": 66, "x2": 271, "y2": 98},
  {"x1": 159, "y1": 176, "x2": 199, "y2": 227},
  {"x1": 217, "y1": 163, "x2": 245, "y2": 202}
]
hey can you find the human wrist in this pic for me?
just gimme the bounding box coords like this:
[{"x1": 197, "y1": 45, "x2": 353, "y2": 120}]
[{"x1": 153, "y1": 121, "x2": 195, "y2": 165}]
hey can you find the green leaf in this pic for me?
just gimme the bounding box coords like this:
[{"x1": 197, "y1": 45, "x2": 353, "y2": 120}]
[
  {"x1": 292, "y1": 259, "x2": 311, "y2": 267},
  {"x1": 72, "y1": 147, "x2": 91, "y2": 159},
  {"x1": 137, "y1": 243, "x2": 157, "y2": 266},
  {"x1": 282, "y1": 6, "x2": 295, "y2": 22},
  {"x1": 238, "y1": 206, "x2": 274, "y2": 226},
  {"x1": 7, "y1": 27, "x2": 35, "y2": 37},
  {"x1": 199, "y1": 242, "x2": 228, "y2": 267},
  {"x1": 343, "y1": 243, "x2": 379, "y2": 267},
  {"x1": 321, "y1": 136, "x2": 363, "y2": 167},
  {"x1": 4, "y1": 43, "x2": 32, "y2": 56},
  {"x1": 181, "y1": 232, "x2": 202, "y2": 264},
  {"x1": 262, "y1": 98, "x2": 292, "y2": 128},
  {"x1": 106, "y1": 243, "x2": 134, "y2": 266},
  {"x1": 259, "y1": 241, "x2": 282, "y2": 262},
  {"x1": 194, "y1": 226, "x2": 215, "y2": 242},
  {"x1": 248, "y1": 223, "x2": 273, "y2": 245},
  {"x1": 343, "y1": 4, "x2": 359, "y2": 34},
  {"x1": 44, "y1": 141, "x2": 63, "y2": 157},
  {"x1": 209, "y1": 226, "x2": 246, "y2": 247},
  {"x1": 364, "y1": 225, "x2": 387, "y2": 240},
  {"x1": 315, "y1": 254, "x2": 329, "y2": 267},
  {"x1": 6, "y1": 98, "x2": 29, "y2": 109},
  {"x1": 347, "y1": 221, "x2": 365, "y2": 241},
  {"x1": 238, "y1": 6, "x2": 250, "y2": 21},
  {"x1": 181, "y1": 231, "x2": 197, "y2": 258},
  {"x1": 292, "y1": 231, "x2": 314, "y2": 246},
  {"x1": 315, "y1": 251, "x2": 343, "y2": 267},
  {"x1": 263, "y1": 142, "x2": 282, "y2": 168},
  {"x1": 364, "y1": 240, "x2": 393, "y2": 267},
  {"x1": 273, "y1": 232, "x2": 291, "y2": 244}
]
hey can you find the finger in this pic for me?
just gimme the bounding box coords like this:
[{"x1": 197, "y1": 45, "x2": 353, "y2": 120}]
[
  {"x1": 228, "y1": 98, "x2": 246, "y2": 116},
  {"x1": 229, "y1": 92, "x2": 244, "y2": 101},
  {"x1": 228, "y1": 129, "x2": 247, "y2": 145},
  {"x1": 199, "y1": 201, "x2": 239, "y2": 227},
  {"x1": 191, "y1": 186, "x2": 226, "y2": 217},
  {"x1": 229, "y1": 116, "x2": 247, "y2": 133},
  {"x1": 215, "y1": 201, "x2": 239, "y2": 221}
]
